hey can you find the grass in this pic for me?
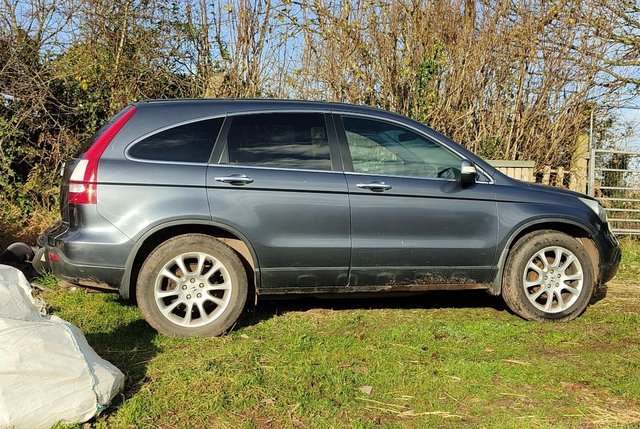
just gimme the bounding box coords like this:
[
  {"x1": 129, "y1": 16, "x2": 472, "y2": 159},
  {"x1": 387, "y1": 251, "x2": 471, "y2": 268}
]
[
  {"x1": 618, "y1": 237, "x2": 640, "y2": 281},
  {"x1": 41, "y1": 240, "x2": 640, "y2": 428},
  {"x1": 34, "y1": 271, "x2": 61, "y2": 289}
]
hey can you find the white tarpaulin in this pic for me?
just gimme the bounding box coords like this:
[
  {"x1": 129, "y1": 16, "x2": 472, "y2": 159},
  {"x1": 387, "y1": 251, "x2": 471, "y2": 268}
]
[{"x1": 0, "y1": 265, "x2": 124, "y2": 429}]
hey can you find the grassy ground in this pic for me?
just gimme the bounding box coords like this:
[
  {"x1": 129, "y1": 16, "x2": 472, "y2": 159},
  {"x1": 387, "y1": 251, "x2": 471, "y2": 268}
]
[{"x1": 41, "y1": 239, "x2": 640, "y2": 429}]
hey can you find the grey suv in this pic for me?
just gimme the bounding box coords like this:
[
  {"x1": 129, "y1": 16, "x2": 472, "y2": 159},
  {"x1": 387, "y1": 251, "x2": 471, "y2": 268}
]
[{"x1": 42, "y1": 99, "x2": 620, "y2": 336}]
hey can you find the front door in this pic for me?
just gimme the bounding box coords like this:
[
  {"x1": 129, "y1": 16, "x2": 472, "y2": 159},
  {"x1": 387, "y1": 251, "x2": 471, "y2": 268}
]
[{"x1": 336, "y1": 114, "x2": 498, "y2": 287}]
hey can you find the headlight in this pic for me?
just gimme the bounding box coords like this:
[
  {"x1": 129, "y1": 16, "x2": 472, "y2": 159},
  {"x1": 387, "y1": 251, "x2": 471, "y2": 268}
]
[{"x1": 579, "y1": 197, "x2": 607, "y2": 222}]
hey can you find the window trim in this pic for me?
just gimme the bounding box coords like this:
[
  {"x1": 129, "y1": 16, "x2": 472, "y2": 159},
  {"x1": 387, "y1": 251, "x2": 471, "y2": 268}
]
[
  {"x1": 125, "y1": 115, "x2": 226, "y2": 165},
  {"x1": 333, "y1": 113, "x2": 493, "y2": 184},
  {"x1": 210, "y1": 111, "x2": 344, "y2": 172}
]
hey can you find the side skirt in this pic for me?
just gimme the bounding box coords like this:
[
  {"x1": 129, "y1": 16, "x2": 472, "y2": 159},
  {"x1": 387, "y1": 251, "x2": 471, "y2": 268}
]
[{"x1": 258, "y1": 283, "x2": 491, "y2": 296}]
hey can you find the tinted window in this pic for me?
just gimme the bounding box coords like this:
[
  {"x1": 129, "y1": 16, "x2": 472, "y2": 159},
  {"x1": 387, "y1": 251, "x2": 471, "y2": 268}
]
[
  {"x1": 342, "y1": 116, "x2": 461, "y2": 179},
  {"x1": 129, "y1": 117, "x2": 223, "y2": 163},
  {"x1": 225, "y1": 113, "x2": 332, "y2": 170}
]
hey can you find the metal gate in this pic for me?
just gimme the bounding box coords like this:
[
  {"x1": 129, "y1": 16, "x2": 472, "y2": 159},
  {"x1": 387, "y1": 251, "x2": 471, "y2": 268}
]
[{"x1": 588, "y1": 148, "x2": 640, "y2": 235}]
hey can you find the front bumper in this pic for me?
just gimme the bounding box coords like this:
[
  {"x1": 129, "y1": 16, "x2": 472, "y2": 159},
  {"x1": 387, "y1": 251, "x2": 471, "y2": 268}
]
[{"x1": 595, "y1": 224, "x2": 621, "y2": 285}]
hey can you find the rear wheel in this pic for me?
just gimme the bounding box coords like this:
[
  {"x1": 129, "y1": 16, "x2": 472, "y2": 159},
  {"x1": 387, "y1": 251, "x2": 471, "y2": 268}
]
[
  {"x1": 502, "y1": 231, "x2": 595, "y2": 321},
  {"x1": 136, "y1": 234, "x2": 248, "y2": 336}
]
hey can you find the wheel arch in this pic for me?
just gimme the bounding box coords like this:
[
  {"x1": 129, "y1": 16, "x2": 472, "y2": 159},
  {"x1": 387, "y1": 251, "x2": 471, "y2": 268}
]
[
  {"x1": 120, "y1": 220, "x2": 260, "y2": 300},
  {"x1": 489, "y1": 218, "x2": 599, "y2": 296}
]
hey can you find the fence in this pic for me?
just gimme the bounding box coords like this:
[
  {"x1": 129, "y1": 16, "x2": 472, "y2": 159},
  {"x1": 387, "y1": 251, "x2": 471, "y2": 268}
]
[
  {"x1": 588, "y1": 148, "x2": 640, "y2": 235},
  {"x1": 490, "y1": 107, "x2": 640, "y2": 235},
  {"x1": 488, "y1": 160, "x2": 586, "y2": 193},
  {"x1": 487, "y1": 160, "x2": 535, "y2": 182}
]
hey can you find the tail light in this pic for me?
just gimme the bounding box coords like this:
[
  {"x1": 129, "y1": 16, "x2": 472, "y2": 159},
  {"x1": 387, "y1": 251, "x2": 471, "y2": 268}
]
[{"x1": 68, "y1": 106, "x2": 137, "y2": 204}]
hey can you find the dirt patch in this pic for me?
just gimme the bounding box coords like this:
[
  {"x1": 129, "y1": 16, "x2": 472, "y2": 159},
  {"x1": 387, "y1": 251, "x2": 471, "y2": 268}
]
[
  {"x1": 591, "y1": 281, "x2": 640, "y2": 314},
  {"x1": 602, "y1": 281, "x2": 640, "y2": 298},
  {"x1": 559, "y1": 381, "x2": 640, "y2": 428}
]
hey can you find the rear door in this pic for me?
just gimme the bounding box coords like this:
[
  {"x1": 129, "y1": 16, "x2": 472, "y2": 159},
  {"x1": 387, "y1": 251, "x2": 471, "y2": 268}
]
[
  {"x1": 206, "y1": 112, "x2": 350, "y2": 290},
  {"x1": 336, "y1": 114, "x2": 498, "y2": 287}
]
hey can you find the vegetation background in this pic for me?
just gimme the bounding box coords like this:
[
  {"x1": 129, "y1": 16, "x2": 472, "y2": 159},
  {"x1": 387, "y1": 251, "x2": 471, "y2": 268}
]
[{"x1": 1, "y1": 0, "x2": 639, "y2": 246}]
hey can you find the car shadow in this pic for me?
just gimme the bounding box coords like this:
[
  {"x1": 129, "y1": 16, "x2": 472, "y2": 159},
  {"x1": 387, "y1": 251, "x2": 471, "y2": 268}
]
[
  {"x1": 591, "y1": 283, "x2": 608, "y2": 304},
  {"x1": 236, "y1": 289, "x2": 508, "y2": 330},
  {"x1": 85, "y1": 319, "x2": 160, "y2": 410},
  {"x1": 236, "y1": 283, "x2": 612, "y2": 330}
]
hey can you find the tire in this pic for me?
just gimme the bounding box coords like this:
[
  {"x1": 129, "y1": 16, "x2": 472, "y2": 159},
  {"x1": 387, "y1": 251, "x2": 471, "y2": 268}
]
[
  {"x1": 502, "y1": 230, "x2": 595, "y2": 321},
  {"x1": 136, "y1": 234, "x2": 248, "y2": 337},
  {"x1": 4, "y1": 242, "x2": 35, "y2": 262}
]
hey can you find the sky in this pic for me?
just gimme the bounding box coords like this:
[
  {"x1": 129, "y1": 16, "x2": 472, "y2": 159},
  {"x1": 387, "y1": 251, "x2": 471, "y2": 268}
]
[{"x1": 613, "y1": 105, "x2": 640, "y2": 151}]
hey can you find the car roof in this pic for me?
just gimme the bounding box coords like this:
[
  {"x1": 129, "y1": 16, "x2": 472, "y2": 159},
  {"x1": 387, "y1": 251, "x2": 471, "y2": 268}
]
[{"x1": 136, "y1": 98, "x2": 396, "y2": 117}]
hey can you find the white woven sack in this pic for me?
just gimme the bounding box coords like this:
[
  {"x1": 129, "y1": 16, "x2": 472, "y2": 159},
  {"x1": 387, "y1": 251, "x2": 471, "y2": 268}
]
[{"x1": 0, "y1": 265, "x2": 124, "y2": 429}]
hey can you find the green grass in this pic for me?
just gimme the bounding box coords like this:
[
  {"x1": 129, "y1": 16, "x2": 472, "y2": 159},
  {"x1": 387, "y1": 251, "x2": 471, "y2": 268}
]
[
  {"x1": 34, "y1": 271, "x2": 60, "y2": 289},
  {"x1": 42, "y1": 241, "x2": 640, "y2": 428},
  {"x1": 618, "y1": 237, "x2": 640, "y2": 281}
]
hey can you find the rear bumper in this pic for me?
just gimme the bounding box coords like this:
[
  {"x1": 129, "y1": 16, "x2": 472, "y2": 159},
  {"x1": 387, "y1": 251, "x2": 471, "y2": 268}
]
[
  {"x1": 44, "y1": 244, "x2": 125, "y2": 286},
  {"x1": 42, "y1": 213, "x2": 133, "y2": 288}
]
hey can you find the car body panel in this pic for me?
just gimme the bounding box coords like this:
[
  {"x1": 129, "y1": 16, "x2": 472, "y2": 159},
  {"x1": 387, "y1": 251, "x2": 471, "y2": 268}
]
[{"x1": 330, "y1": 112, "x2": 499, "y2": 286}]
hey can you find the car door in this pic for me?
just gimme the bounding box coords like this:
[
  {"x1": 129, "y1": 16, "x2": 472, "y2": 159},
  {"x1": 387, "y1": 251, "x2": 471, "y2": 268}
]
[
  {"x1": 335, "y1": 114, "x2": 498, "y2": 288},
  {"x1": 206, "y1": 112, "x2": 350, "y2": 290}
]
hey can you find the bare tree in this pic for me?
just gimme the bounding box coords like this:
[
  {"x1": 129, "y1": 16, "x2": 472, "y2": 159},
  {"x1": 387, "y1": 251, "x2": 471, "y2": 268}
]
[{"x1": 293, "y1": 0, "x2": 622, "y2": 167}]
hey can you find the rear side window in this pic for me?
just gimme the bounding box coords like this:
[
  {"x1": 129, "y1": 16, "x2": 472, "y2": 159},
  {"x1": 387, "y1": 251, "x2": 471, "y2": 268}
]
[
  {"x1": 128, "y1": 117, "x2": 223, "y2": 163},
  {"x1": 224, "y1": 113, "x2": 332, "y2": 171}
]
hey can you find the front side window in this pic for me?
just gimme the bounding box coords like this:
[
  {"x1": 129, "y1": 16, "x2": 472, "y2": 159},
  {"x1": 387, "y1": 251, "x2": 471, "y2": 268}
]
[
  {"x1": 224, "y1": 113, "x2": 332, "y2": 171},
  {"x1": 128, "y1": 117, "x2": 223, "y2": 163},
  {"x1": 342, "y1": 116, "x2": 461, "y2": 179}
]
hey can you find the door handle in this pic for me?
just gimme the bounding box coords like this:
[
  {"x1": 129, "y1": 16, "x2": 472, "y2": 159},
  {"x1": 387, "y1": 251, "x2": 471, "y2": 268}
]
[
  {"x1": 214, "y1": 174, "x2": 254, "y2": 185},
  {"x1": 356, "y1": 181, "x2": 392, "y2": 192}
]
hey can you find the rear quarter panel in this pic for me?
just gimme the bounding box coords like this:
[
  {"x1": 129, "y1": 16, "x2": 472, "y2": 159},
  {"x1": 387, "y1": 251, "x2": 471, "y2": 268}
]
[{"x1": 96, "y1": 161, "x2": 210, "y2": 240}]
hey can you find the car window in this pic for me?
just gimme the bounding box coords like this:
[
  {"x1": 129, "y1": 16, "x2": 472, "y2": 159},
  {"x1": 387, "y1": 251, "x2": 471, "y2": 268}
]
[
  {"x1": 128, "y1": 117, "x2": 223, "y2": 163},
  {"x1": 342, "y1": 116, "x2": 461, "y2": 179},
  {"x1": 224, "y1": 113, "x2": 332, "y2": 171}
]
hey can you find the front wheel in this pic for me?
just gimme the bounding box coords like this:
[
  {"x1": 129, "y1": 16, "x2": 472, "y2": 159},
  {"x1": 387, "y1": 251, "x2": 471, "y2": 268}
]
[
  {"x1": 136, "y1": 234, "x2": 248, "y2": 336},
  {"x1": 502, "y1": 231, "x2": 595, "y2": 321}
]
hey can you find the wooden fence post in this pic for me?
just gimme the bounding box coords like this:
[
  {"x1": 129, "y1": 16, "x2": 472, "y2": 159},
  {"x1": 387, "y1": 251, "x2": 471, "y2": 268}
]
[
  {"x1": 571, "y1": 134, "x2": 589, "y2": 193},
  {"x1": 555, "y1": 167, "x2": 565, "y2": 187},
  {"x1": 542, "y1": 166, "x2": 551, "y2": 185}
]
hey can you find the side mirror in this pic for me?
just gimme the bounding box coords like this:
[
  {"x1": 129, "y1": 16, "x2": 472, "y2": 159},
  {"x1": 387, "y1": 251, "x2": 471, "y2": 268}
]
[{"x1": 459, "y1": 160, "x2": 477, "y2": 185}]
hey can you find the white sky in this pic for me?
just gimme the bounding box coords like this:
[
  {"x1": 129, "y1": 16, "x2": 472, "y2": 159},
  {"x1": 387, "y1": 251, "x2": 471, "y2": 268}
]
[{"x1": 615, "y1": 105, "x2": 640, "y2": 151}]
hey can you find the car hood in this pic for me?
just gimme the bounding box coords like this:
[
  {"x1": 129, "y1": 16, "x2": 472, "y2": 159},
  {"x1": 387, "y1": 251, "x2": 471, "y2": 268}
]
[{"x1": 525, "y1": 182, "x2": 593, "y2": 201}]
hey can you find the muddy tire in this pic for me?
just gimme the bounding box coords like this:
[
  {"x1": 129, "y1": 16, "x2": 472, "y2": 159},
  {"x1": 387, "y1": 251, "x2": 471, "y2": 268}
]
[
  {"x1": 136, "y1": 234, "x2": 248, "y2": 337},
  {"x1": 502, "y1": 230, "x2": 595, "y2": 321}
]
